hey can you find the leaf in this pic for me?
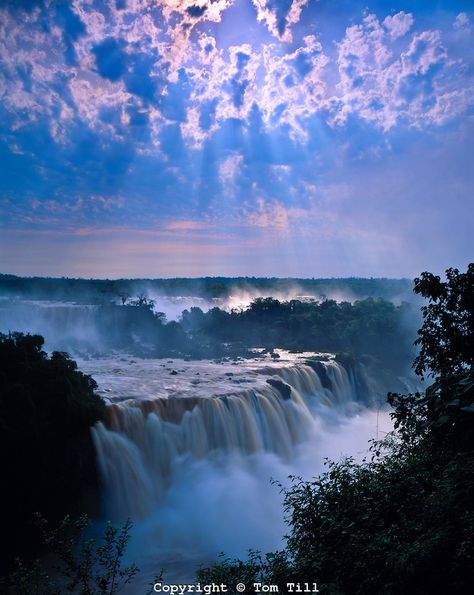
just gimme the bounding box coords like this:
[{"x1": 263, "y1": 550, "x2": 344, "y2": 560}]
[
  {"x1": 432, "y1": 415, "x2": 451, "y2": 427},
  {"x1": 445, "y1": 399, "x2": 461, "y2": 411}
]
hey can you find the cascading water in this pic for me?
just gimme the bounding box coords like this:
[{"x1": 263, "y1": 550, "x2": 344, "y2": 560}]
[
  {"x1": 83, "y1": 354, "x2": 388, "y2": 586},
  {"x1": 0, "y1": 300, "x2": 102, "y2": 351}
]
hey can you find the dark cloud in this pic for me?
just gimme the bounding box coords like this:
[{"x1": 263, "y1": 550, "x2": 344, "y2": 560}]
[
  {"x1": 236, "y1": 51, "x2": 251, "y2": 70},
  {"x1": 127, "y1": 106, "x2": 149, "y2": 128},
  {"x1": 231, "y1": 79, "x2": 248, "y2": 108},
  {"x1": 212, "y1": 118, "x2": 246, "y2": 152},
  {"x1": 92, "y1": 38, "x2": 162, "y2": 103},
  {"x1": 159, "y1": 69, "x2": 190, "y2": 121},
  {"x1": 398, "y1": 65, "x2": 441, "y2": 103},
  {"x1": 160, "y1": 123, "x2": 185, "y2": 161},
  {"x1": 228, "y1": 51, "x2": 251, "y2": 109},
  {"x1": 0, "y1": 0, "x2": 44, "y2": 11},
  {"x1": 0, "y1": 137, "x2": 43, "y2": 197},
  {"x1": 98, "y1": 106, "x2": 124, "y2": 130},
  {"x1": 16, "y1": 63, "x2": 33, "y2": 93},
  {"x1": 245, "y1": 103, "x2": 272, "y2": 162}
]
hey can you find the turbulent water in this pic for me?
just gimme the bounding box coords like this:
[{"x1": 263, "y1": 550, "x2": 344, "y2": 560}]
[{"x1": 78, "y1": 352, "x2": 392, "y2": 588}]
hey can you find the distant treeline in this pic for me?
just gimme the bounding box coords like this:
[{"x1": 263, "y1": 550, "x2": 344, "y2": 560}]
[{"x1": 0, "y1": 273, "x2": 414, "y2": 303}]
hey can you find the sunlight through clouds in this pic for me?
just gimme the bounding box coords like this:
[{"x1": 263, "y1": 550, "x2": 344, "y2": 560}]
[{"x1": 0, "y1": 0, "x2": 473, "y2": 277}]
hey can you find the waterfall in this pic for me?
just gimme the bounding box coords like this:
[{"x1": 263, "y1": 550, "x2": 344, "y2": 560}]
[
  {"x1": 0, "y1": 300, "x2": 102, "y2": 351},
  {"x1": 91, "y1": 361, "x2": 364, "y2": 521}
]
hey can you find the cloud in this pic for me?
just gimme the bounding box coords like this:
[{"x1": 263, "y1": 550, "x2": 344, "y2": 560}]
[
  {"x1": 157, "y1": 0, "x2": 235, "y2": 74},
  {"x1": 164, "y1": 219, "x2": 214, "y2": 232},
  {"x1": 383, "y1": 11, "x2": 413, "y2": 40},
  {"x1": 0, "y1": 0, "x2": 473, "y2": 276},
  {"x1": 0, "y1": 3, "x2": 472, "y2": 153},
  {"x1": 29, "y1": 193, "x2": 125, "y2": 216},
  {"x1": 219, "y1": 153, "x2": 244, "y2": 187},
  {"x1": 245, "y1": 197, "x2": 307, "y2": 230},
  {"x1": 159, "y1": 0, "x2": 233, "y2": 24},
  {"x1": 194, "y1": 41, "x2": 261, "y2": 125},
  {"x1": 453, "y1": 12, "x2": 471, "y2": 34},
  {"x1": 251, "y1": 0, "x2": 310, "y2": 42},
  {"x1": 259, "y1": 34, "x2": 329, "y2": 140},
  {"x1": 332, "y1": 13, "x2": 471, "y2": 130}
]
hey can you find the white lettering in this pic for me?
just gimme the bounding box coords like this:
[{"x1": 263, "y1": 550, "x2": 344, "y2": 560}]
[{"x1": 253, "y1": 584, "x2": 278, "y2": 593}]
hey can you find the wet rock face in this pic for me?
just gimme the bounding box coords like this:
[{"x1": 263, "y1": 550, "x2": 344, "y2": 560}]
[
  {"x1": 266, "y1": 377, "x2": 292, "y2": 400},
  {"x1": 305, "y1": 360, "x2": 332, "y2": 390}
]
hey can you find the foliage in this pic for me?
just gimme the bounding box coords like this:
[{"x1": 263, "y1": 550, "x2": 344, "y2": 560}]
[
  {"x1": 198, "y1": 550, "x2": 292, "y2": 594},
  {"x1": 181, "y1": 297, "x2": 417, "y2": 373},
  {"x1": 413, "y1": 264, "x2": 474, "y2": 380},
  {"x1": 391, "y1": 264, "x2": 474, "y2": 448},
  {"x1": 388, "y1": 370, "x2": 474, "y2": 450},
  {"x1": 0, "y1": 333, "x2": 106, "y2": 571},
  {"x1": 1, "y1": 515, "x2": 140, "y2": 595},
  {"x1": 198, "y1": 264, "x2": 474, "y2": 595}
]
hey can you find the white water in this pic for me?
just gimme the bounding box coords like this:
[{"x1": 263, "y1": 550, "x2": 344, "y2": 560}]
[
  {"x1": 0, "y1": 299, "x2": 102, "y2": 351},
  {"x1": 80, "y1": 352, "x2": 391, "y2": 587}
]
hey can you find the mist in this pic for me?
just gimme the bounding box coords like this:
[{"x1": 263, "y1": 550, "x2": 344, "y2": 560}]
[{"x1": 124, "y1": 409, "x2": 392, "y2": 587}]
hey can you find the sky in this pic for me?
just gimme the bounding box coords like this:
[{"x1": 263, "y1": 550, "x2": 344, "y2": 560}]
[{"x1": 0, "y1": 0, "x2": 473, "y2": 279}]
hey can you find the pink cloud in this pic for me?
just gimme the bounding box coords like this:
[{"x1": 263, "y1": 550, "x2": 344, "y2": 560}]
[
  {"x1": 333, "y1": 14, "x2": 470, "y2": 130},
  {"x1": 383, "y1": 11, "x2": 414, "y2": 40},
  {"x1": 245, "y1": 198, "x2": 308, "y2": 231}
]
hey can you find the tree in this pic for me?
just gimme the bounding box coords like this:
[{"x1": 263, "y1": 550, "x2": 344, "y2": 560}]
[
  {"x1": 413, "y1": 264, "x2": 474, "y2": 380},
  {"x1": 130, "y1": 294, "x2": 156, "y2": 311},
  {"x1": 0, "y1": 333, "x2": 106, "y2": 571},
  {"x1": 1, "y1": 515, "x2": 141, "y2": 595},
  {"x1": 389, "y1": 264, "x2": 474, "y2": 448}
]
